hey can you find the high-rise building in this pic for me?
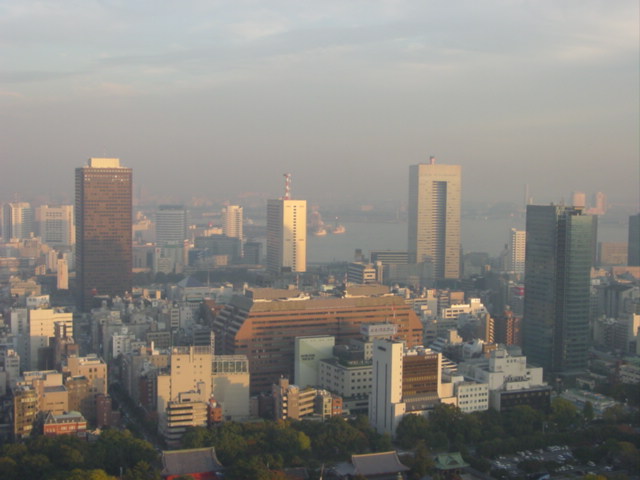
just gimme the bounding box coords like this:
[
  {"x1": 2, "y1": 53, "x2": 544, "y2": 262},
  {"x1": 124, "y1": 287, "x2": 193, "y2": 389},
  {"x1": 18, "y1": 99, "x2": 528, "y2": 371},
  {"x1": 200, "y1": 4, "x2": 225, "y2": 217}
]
[
  {"x1": 628, "y1": 213, "x2": 640, "y2": 266},
  {"x1": 523, "y1": 205, "x2": 597, "y2": 376},
  {"x1": 408, "y1": 158, "x2": 461, "y2": 283},
  {"x1": 35, "y1": 205, "x2": 75, "y2": 246},
  {"x1": 266, "y1": 198, "x2": 306, "y2": 274},
  {"x1": 2, "y1": 202, "x2": 34, "y2": 241},
  {"x1": 75, "y1": 158, "x2": 132, "y2": 310},
  {"x1": 508, "y1": 229, "x2": 526, "y2": 275},
  {"x1": 222, "y1": 205, "x2": 243, "y2": 241},
  {"x1": 155, "y1": 205, "x2": 188, "y2": 246}
]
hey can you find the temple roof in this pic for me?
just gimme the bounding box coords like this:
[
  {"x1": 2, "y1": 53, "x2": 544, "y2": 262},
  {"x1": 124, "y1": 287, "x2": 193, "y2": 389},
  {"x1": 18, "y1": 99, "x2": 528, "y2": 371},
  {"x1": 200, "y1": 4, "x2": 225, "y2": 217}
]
[
  {"x1": 161, "y1": 447, "x2": 223, "y2": 476},
  {"x1": 351, "y1": 451, "x2": 410, "y2": 476},
  {"x1": 433, "y1": 452, "x2": 469, "y2": 471}
]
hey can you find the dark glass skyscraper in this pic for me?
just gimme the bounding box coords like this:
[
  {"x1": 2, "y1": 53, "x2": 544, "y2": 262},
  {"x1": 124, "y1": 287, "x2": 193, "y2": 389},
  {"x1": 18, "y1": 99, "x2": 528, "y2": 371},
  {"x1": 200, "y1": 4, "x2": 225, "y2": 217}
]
[
  {"x1": 523, "y1": 205, "x2": 596, "y2": 376},
  {"x1": 75, "y1": 158, "x2": 132, "y2": 310}
]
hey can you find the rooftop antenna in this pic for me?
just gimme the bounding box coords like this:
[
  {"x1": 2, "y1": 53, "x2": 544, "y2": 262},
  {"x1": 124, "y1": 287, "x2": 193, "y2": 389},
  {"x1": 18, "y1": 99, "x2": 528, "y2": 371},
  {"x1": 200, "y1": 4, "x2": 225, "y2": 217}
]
[{"x1": 283, "y1": 173, "x2": 291, "y2": 200}]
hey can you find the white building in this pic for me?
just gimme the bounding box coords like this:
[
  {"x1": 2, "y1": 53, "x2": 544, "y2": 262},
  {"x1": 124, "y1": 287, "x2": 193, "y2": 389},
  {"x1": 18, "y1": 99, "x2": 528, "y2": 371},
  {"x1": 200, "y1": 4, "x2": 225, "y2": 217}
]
[
  {"x1": 508, "y1": 229, "x2": 526, "y2": 275},
  {"x1": 222, "y1": 205, "x2": 243, "y2": 241},
  {"x1": 294, "y1": 336, "x2": 335, "y2": 388},
  {"x1": 458, "y1": 348, "x2": 550, "y2": 411},
  {"x1": 453, "y1": 381, "x2": 489, "y2": 413},
  {"x1": 35, "y1": 205, "x2": 75, "y2": 246},
  {"x1": 212, "y1": 355, "x2": 250, "y2": 420},
  {"x1": 369, "y1": 339, "x2": 405, "y2": 436},
  {"x1": 266, "y1": 198, "x2": 306, "y2": 274}
]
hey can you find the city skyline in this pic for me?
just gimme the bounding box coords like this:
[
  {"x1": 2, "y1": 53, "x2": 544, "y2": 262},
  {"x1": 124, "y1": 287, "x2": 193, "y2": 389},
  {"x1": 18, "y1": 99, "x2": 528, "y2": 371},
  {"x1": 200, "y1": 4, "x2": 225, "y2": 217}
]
[{"x1": 1, "y1": 1, "x2": 638, "y2": 208}]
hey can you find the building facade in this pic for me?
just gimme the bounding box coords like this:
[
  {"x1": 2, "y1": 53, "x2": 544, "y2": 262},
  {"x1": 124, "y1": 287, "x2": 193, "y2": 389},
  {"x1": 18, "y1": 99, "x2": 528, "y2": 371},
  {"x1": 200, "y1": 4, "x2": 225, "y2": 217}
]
[
  {"x1": 408, "y1": 158, "x2": 461, "y2": 282},
  {"x1": 75, "y1": 158, "x2": 132, "y2": 310},
  {"x1": 35, "y1": 205, "x2": 75, "y2": 246},
  {"x1": 2, "y1": 202, "x2": 34, "y2": 241},
  {"x1": 508, "y1": 228, "x2": 526, "y2": 275},
  {"x1": 629, "y1": 213, "x2": 640, "y2": 266},
  {"x1": 213, "y1": 289, "x2": 423, "y2": 394},
  {"x1": 266, "y1": 198, "x2": 306, "y2": 274},
  {"x1": 155, "y1": 205, "x2": 188, "y2": 246},
  {"x1": 523, "y1": 205, "x2": 596, "y2": 375}
]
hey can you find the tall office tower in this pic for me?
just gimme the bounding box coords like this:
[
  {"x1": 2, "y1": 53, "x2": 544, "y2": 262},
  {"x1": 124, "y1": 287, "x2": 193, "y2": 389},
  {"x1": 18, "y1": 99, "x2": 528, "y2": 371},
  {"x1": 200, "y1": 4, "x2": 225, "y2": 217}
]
[
  {"x1": 222, "y1": 205, "x2": 243, "y2": 240},
  {"x1": 35, "y1": 205, "x2": 75, "y2": 246},
  {"x1": 266, "y1": 177, "x2": 306, "y2": 274},
  {"x1": 628, "y1": 213, "x2": 640, "y2": 266},
  {"x1": 408, "y1": 158, "x2": 461, "y2": 283},
  {"x1": 508, "y1": 228, "x2": 526, "y2": 275},
  {"x1": 155, "y1": 205, "x2": 188, "y2": 246},
  {"x1": 522, "y1": 205, "x2": 597, "y2": 376},
  {"x1": 75, "y1": 158, "x2": 132, "y2": 311},
  {"x1": 2, "y1": 202, "x2": 34, "y2": 241}
]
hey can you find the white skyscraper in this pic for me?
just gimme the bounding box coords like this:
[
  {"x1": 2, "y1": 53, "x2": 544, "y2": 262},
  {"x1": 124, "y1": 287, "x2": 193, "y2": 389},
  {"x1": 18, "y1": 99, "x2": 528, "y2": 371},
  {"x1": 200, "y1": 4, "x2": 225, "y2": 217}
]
[
  {"x1": 267, "y1": 198, "x2": 307, "y2": 274},
  {"x1": 408, "y1": 158, "x2": 461, "y2": 282},
  {"x1": 508, "y1": 228, "x2": 526, "y2": 275},
  {"x1": 265, "y1": 174, "x2": 306, "y2": 274},
  {"x1": 222, "y1": 205, "x2": 243, "y2": 240}
]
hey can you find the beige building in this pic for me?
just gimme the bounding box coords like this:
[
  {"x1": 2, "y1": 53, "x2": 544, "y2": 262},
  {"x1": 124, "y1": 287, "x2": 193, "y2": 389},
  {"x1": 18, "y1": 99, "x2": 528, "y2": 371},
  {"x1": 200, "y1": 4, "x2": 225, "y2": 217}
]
[
  {"x1": 266, "y1": 198, "x2": 306, "y2": 274},
  {"x1": 28, "y1": 308, "x2": 73, "y2": 371},
  {"x1": 212, "y1": 355, "x2": 250, "y2": 420},
  {"x1": 408, "y1": 159, "x2": 461, "y2": 282},
  {"x1": 65, "y1": 354, "x2": 107, "y2": 396}
]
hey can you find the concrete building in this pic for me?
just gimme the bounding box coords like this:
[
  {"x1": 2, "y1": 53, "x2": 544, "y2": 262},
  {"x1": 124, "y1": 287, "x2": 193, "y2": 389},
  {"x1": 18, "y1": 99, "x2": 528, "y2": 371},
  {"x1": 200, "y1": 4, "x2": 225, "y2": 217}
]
[
  {"x1": 213, "y1": 289, "x2": 423, "y2": 394},
  {"x1": 523, "y1": 205, "x2": 596, "y2": 376},
  {"x1": 458, "y1": 348, "x2": 550, "y2": 412},
  {"x1": 408, "y1": 158, "x2": 461, "y2": 283},
  {"x1": 212, "y1": 355, "x2": 250, "y2": 421},
  {"x1": 12, "y1": 385, "x2": 37, "y2": 440},
  {"x1": 266, "y1": 198, "x2": 306, "y2": 274},
  {"x1": 294, "y1": 336, "x2": 336, "y2": 388},
  {"x1": 64, "y1": 354, "x2": 107, "y2": 396},
  {"x1": 222, "y1": 205, "x2": 243, "y2": 242},
  {"x1": 508, "y1": 229, "x2": 526, "y2": 275},
  {"x1": 369, "y1": 339, "x2": 446, "y2": 436},
  {"x1": 75, "y1": 158, "x2": 132, "y2": 310},
  {"x1": 35, "y1": 205, "x2": 75, "y2": 246},
  {"x1": 155, "y1": 205, "x2": 188, "y2": 246},
  {"x1": 28, "y1": 308, "x2": 73, "y2": 371},
  {"x1": 347, "y1": 261, "x2": 383, "y2": 285}
]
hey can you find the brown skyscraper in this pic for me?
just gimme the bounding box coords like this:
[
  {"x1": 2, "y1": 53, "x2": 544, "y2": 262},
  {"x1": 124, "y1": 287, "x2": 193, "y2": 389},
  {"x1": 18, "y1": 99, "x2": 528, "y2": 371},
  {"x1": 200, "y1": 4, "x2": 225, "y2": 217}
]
[{"x1": 75, "y1": 158, "x2": 132, "y2": 310}]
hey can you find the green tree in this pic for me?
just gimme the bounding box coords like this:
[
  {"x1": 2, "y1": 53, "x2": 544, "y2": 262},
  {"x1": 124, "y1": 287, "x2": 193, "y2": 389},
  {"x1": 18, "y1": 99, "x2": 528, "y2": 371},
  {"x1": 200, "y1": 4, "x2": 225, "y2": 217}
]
[
  {"x1": 395, "y1": 414, "x2": 429, "y2": 449},
  {"x1": 550, "y1": 397, "x2": 580, "y2": 431},
  {"x1": 504, "y1": 405, "x2": 544, "y2": 437},
  {"x1": 583, "y1": 401, "x2": 595, "y2": 423},
  {"x1": 123, "y1": 461, "x2": 161, "y2": 480}
]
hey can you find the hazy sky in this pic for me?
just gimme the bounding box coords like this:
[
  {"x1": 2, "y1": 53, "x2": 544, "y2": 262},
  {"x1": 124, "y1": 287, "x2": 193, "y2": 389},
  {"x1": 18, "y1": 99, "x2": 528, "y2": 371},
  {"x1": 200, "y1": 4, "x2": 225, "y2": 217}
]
[{"x1": 1, "y1": 0, "x2": 638, "y2": 208}]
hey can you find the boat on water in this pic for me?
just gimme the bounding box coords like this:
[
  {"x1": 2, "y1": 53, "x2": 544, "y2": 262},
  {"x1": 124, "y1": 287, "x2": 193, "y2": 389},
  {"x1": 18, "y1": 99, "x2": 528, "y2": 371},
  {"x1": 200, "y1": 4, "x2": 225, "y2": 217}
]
[
  {"x1": 331, "y1": 217, "x2": 346, "y2": 234},
  {"x1": 312, "y1": 227, "x2": 328, "y2": 236},
  {"x1": 331, "y1": 224, "x2": 346, "y2": 234}
]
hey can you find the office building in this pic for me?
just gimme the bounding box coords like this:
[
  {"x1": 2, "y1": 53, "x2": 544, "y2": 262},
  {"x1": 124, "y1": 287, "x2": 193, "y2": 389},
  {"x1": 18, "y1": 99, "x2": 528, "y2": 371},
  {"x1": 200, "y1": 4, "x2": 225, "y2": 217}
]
[
  {"x1": 408, "y1": 158, "x2": 461, "y2": 283},
  {"x1": 75, "y1": 158, "x2": 132, "y2": 310},
  {"x1": 2, "y1": 202, "x2": 34, "y2": 241},
  {"x1": 369, "y1": 339, "x2": 445, "y2": 435},
  {"x1": 523, "y1": 205, "x2": 596, "y2": 375},
  {"x1": 35, "y1": 205, "x2": 75, "y2": 246},
  {"x1": 629, "y1": 213, "x2": 640, "y2": 266},
  {"x1": 508, "y1": 229, "x2": 526, "y2": 275},
  {"x1": 266, "y1": 197, "x2": 306, "y2": 274},
  {"x1": 155, "y1": 205, "x2": 188, "y2": 246},
  {"x1": 597, "y1": 242, "x2": 628, "y2": 266},
  {"x1": 213, "y1": 288, "x2": 423, "y2": 394},
  {"x1": 222, "y1": 205, "x2": 243, "y2": 241}
]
